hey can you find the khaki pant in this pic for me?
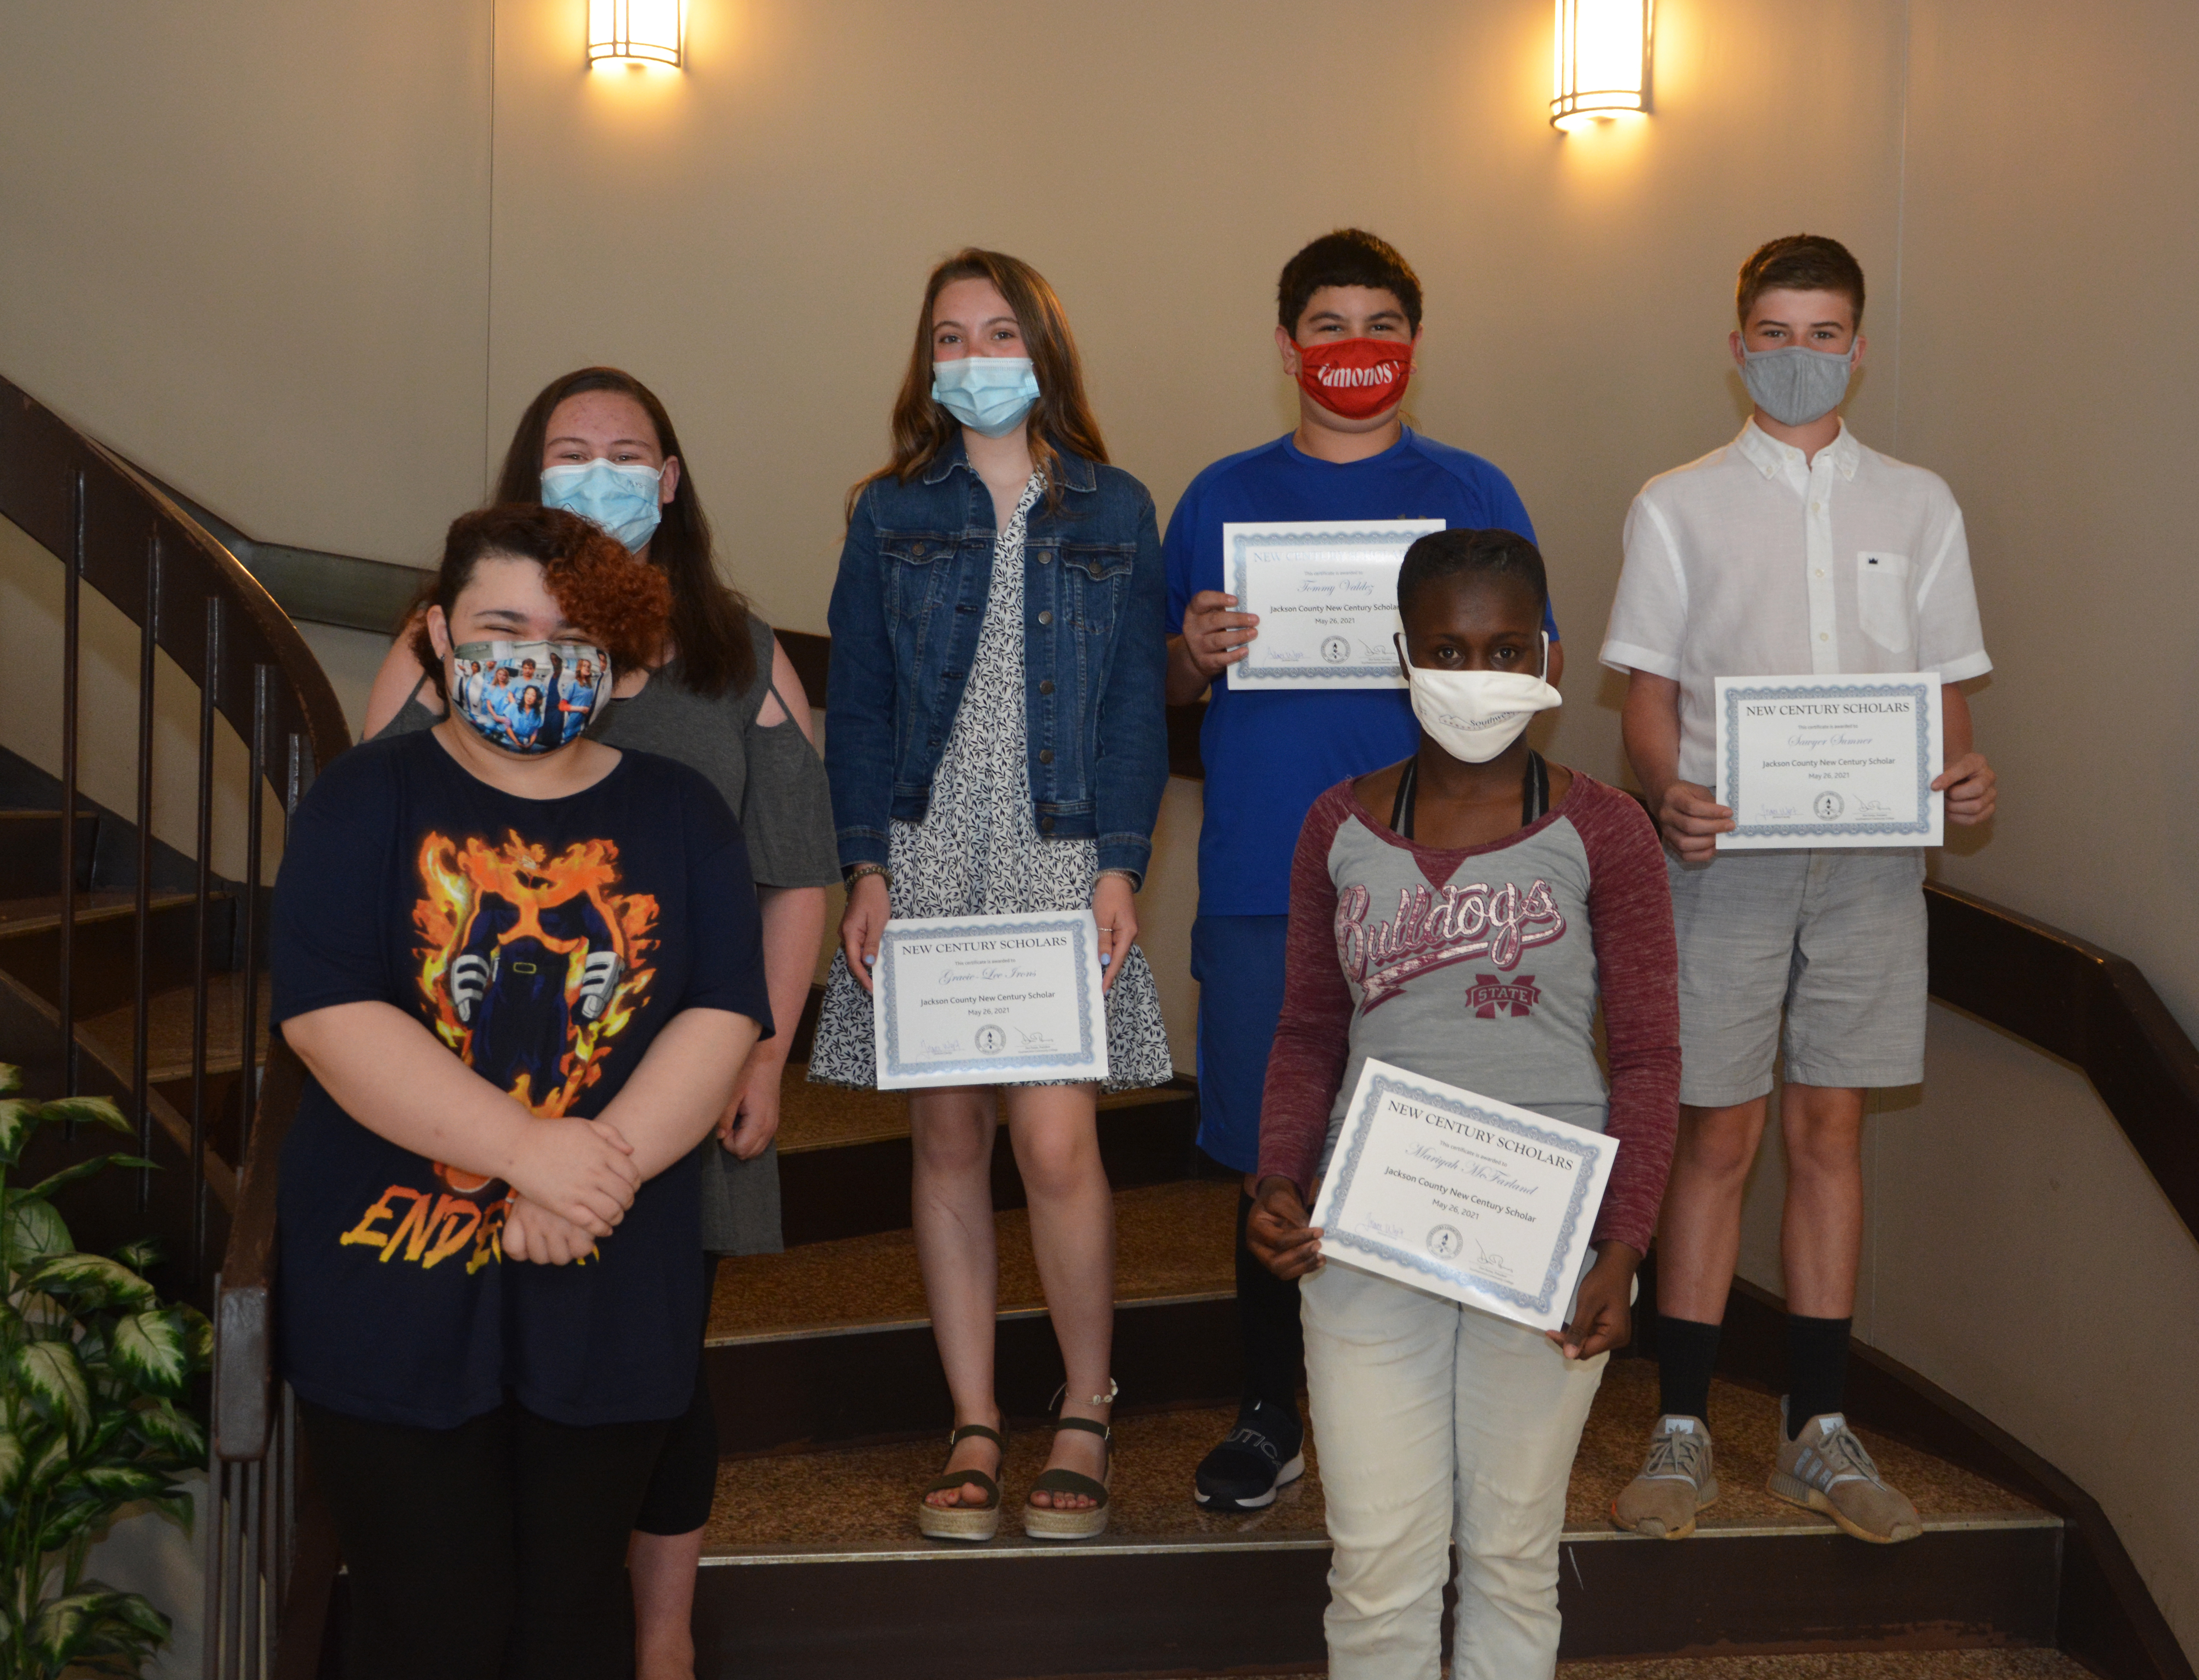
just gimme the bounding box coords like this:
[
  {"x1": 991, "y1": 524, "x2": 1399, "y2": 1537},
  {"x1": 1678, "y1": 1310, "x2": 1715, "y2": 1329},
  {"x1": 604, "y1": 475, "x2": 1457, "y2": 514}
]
[{"x1": 1302, "y1": 1261, "x2": 1606, "y2": 1680}]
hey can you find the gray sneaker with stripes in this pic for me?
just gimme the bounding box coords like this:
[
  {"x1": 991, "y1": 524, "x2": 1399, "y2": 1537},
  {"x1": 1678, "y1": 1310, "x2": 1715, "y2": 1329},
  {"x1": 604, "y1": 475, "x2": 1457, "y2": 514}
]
[
  {"x1": 1769, "y1": 1402, "x2": 1922, "y2": 1544},
  {"x1": 1611, "y1": 1414, "x2": 1719, "y2": 1539}
]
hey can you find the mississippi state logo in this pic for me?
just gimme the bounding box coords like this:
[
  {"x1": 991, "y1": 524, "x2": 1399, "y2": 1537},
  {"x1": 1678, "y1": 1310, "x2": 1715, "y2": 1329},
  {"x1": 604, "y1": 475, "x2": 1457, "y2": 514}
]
[{"x1": 1467, "y1": 973, "x2": 1540, "y2": 1019}]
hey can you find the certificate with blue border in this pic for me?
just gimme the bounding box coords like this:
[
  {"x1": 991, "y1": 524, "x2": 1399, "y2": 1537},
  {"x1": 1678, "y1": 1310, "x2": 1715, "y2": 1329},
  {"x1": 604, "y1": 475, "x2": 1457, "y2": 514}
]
[
  {"x1": 872, "y1": 910, "x2": 1109, "y2": 1091},
  {"x1": 1714, "y1": 672, "x2": 1943, "y2": 849},
  {"x1": 1223, "y1": 519, "x2": 1444, "y2": 690},
  {"x1": 1307, "y1": 1059, "x2": 1616, "y2": 1333}
]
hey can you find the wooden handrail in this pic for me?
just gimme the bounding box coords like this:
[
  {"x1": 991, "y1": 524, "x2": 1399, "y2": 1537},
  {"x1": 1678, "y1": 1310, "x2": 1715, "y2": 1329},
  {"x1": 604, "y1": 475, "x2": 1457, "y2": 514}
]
[{"x1": 0, "y1": 373, "x2": 351, "y2": 1680}]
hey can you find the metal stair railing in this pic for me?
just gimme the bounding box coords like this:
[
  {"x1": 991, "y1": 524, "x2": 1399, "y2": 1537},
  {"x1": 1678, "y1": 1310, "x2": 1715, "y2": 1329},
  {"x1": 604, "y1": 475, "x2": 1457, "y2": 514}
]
[{"x1": 0, "y1": 372, "x2": 351, "y2": 1680}]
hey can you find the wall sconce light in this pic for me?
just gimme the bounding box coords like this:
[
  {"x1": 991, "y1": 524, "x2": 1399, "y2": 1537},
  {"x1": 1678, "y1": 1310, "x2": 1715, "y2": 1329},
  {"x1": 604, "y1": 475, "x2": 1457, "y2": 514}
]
[
  {"x1": 1551, "y1": 0, "x2": 1651, "y2": 130},
  {"x1": 589, "y1": 0, "x2": 685, "y2": 69}
]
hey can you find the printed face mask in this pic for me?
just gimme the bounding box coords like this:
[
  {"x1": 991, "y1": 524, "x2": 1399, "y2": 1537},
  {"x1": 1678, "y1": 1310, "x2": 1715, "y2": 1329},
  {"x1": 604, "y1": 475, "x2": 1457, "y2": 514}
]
[
  {"x1": 1396, "y1": 632, "x2": 1562, "y2": 764},
  {"x1": 448, "y1": 639, "x2": 612, "y2": 756},
  {"x1": 1738, "y1": 341, "x2": 1856, "y2": 427},
  {"x1": 540, "y1": 459, "x2": 664, "y2": 552},
  {"x1": 1294, "y1": 335, "x2": 1415, "y2": 421},
  {"x1": 931, "y1": 355, "x2": 1040, "y2": 438}
]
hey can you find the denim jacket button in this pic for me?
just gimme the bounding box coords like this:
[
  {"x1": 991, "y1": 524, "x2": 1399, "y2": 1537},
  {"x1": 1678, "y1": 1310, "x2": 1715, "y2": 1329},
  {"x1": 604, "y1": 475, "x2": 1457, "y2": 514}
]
[
  {"x1": 1039, "y1": 748, "x2": 1054, "y2": 764},
  {"x1": 1040, "y1": 816, "x2": 1055, "y2": 832},
  {"x1": 1037, "y1": 610, "x2": 1053, "y2": 625},
  {"x1": 1039, "y1": 680, "x2": 1055, "y2": 695}
]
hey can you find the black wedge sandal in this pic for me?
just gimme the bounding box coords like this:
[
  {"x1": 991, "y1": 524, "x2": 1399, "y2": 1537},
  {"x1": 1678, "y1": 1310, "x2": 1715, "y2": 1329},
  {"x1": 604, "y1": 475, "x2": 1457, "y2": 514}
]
[
  {"x1": 917, "y1": 1421, "x2": 1006, "y2": 1542},
  {"x1": 1024, "y1": 1380, "x2": 1116, "y2": 1540}
]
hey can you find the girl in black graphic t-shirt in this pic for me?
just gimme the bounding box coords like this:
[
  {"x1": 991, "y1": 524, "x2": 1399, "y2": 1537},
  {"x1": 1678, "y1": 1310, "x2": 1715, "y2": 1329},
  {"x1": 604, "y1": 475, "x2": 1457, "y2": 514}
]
[{"x1": 272, "y1": 506, "x2": 771, "y2": 1680}]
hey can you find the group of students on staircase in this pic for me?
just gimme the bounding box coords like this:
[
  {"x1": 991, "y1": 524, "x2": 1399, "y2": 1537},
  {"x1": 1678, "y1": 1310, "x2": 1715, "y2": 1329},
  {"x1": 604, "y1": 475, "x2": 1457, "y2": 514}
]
[{"x1": 267, "y1": 226, "x2": 1997, "y2": 1680}]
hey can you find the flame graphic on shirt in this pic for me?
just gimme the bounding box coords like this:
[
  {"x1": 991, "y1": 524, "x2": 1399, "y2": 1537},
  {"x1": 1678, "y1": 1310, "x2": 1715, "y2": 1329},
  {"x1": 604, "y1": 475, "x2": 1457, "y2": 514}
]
[{"x1": 411, "y1": 829, "x2": 658, "y2": 1185}]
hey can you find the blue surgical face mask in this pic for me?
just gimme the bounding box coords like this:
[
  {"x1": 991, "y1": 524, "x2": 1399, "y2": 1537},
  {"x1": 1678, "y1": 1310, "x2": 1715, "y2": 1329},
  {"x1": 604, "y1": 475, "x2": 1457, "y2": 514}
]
[
  {"x1": 448, "y1": 638, "x2": 612, "y2": 756},
  {"x1": 931, "y1": 356, "x2": 1040, "y2": 439},
  {"x1": 540, "y1": 459, "x2": 664, "y2": 552}
]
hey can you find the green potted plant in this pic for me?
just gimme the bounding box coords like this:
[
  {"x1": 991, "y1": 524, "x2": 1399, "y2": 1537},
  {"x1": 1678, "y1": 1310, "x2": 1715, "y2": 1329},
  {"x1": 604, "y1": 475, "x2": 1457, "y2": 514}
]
[{"x1": 0, "y1": 1064, "x2": 210, "y2": 1678}]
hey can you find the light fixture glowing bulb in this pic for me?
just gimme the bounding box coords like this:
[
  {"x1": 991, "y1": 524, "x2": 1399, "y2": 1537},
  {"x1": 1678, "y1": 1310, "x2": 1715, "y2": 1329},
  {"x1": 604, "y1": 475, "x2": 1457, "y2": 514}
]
[
  {"x1": 589, "y1": 0, "x2": 685, "y2": 70},
  {"x1": 1551, "y1": 0, "x2": 1651, "y2": 131}
]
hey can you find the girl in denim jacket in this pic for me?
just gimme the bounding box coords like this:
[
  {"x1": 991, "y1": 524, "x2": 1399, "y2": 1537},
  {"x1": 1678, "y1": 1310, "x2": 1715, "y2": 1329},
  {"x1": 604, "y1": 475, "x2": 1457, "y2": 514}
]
[{"x1": 811, "y1": 249, "x2": 1171, "y2": 1540}]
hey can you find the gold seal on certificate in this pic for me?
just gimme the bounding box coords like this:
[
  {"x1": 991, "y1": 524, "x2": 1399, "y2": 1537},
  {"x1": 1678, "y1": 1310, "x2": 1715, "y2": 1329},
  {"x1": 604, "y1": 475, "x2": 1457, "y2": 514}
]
[
  {"x1": 1713, "y1": 672, "x2": 1943, "y2": 849},
  {"x1": 1223, "y1": 518, "x2": 1444, "y2": 690},
  {"x1": 871, "y1": 910, "x2": 1109, "y2": 1091},
  {"x1": 1309, "y1": 1060, "x2": 1617, "y2": 1333}
]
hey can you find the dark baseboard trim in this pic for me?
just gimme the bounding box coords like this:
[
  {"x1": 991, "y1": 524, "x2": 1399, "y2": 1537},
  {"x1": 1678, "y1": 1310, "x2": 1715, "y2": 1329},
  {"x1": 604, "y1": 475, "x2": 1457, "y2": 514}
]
[
  {"x1": 1649, "y1": 1264, "x2": 2196, "y2": 1680},
  {"x1": 707, "y1": 1292, "x2": 1242, "y2": 1456},
  {"x1": 1923, "y1": 881, "x2": 2199, "y2": 1249}
]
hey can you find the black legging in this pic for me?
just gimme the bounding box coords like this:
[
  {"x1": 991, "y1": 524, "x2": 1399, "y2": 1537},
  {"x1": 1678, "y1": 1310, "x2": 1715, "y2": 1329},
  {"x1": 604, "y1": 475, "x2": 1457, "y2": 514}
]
[
  {"x1": 302, "y1": 1399, "x2": 670, "y2": 1680},
  {"x1": 632, "y1": 1253, "x2": 721, "y2": 1536}
]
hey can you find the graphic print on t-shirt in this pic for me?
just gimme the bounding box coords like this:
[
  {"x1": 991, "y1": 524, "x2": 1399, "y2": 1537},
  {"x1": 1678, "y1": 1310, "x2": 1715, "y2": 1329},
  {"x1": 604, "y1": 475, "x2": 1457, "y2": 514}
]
[
  {"x1": 336, "y1": 828, "x2": 659, "y2": 1274},
  {"x1": 1335, "y1": 877, "x2": 1565, "y2": 1011}
]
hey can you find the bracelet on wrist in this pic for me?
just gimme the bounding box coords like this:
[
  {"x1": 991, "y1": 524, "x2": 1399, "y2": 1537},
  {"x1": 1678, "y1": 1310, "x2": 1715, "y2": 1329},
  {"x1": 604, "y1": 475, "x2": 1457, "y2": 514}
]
[
  {"x1": 845, "y1": 863, "x2": 891, "y2": 887},
  {"x1": 1095, "y1": 867, "x2": 1141, "y2": 889}
]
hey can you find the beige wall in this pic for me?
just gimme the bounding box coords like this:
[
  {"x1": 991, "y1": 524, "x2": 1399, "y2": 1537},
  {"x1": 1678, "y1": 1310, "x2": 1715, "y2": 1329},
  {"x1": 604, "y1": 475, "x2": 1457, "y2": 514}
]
[
  {"x1": 5, "y1": 0, "x2": 2198, "y2": 1651},
  {"x1": 1735, "y1": 1008, "x2": 2199, "y2": 1660},
  {"x1": 0, "y1": 2, "x2": 493, "y2": 564},
  {"x1": 1897, "y1": 0, "x2": 2199, "y2": 1031}
]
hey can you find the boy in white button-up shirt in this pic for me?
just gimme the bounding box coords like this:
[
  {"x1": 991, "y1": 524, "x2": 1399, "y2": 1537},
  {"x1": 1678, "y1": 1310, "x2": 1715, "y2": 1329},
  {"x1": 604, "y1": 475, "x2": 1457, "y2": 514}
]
[{"x1": 1600, "y1": 236, "x2": 1998, "y2": 1546}]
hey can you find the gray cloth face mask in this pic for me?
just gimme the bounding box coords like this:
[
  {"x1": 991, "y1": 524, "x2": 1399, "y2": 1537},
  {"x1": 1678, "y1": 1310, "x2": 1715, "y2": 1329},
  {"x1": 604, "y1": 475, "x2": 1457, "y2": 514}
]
[{"x1": 1739, "y1": 342, "x2": 1856, "y2": 426}]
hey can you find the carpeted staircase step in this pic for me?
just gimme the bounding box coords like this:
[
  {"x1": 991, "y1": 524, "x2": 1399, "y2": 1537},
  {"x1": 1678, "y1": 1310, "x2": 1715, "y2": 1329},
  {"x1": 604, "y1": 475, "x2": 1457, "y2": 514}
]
[
  {"x1": 77, "y1": 970, "x2": 270, "y2": 1083},
  {"x1": 706, "y1": 1179, "x2": 1242, "y2": 1452},
  {"x1": 774, "y1": 1066, "x2": 1204, "y2": 1246},
  {"x1": 690, "y1": 1368, "x2": 2058, "y2": 1679},
  {"x1": 0, "y1": 810, "x2": 98, "y2": 896}
]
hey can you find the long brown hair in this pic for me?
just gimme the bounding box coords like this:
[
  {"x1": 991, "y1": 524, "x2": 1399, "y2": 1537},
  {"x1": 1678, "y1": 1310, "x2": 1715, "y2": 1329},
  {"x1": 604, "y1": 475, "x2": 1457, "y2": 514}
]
[
  {"x1": 850, "y1": 249, "x2": 1109, "y2": 520},
  {"x1": 497, "y1": 367, "x2": 755, "y2": 696}
]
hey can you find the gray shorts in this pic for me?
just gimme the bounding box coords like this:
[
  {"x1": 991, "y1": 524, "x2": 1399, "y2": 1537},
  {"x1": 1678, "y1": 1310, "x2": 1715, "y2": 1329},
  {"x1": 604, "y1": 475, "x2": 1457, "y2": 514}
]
[{"x1": 1665, "y1": 847, "x2": 1927, "y2": 1107}]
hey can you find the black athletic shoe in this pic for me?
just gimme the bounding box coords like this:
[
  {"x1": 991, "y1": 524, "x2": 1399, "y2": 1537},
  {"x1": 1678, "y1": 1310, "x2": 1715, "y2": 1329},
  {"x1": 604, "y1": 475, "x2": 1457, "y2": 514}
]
[{"x1": 1194, "y1": 1399, "x2": 1306, "y2": 1511}]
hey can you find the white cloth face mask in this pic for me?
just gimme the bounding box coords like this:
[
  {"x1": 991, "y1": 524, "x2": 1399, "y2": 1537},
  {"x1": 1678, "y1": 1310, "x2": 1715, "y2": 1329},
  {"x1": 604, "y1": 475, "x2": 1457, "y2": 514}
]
[{"x1": 1396, "y1": 631, "x2": 1562, "y2": 763}]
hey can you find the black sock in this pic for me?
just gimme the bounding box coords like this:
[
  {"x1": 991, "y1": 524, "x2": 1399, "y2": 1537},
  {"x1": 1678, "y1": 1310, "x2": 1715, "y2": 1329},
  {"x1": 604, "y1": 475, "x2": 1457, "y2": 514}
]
[
  {"x1": 1234, "y1": 1190, "x2": 1304, "y2": 1424},
  {"x1": 1656, "y1": 1315, "x2": 1722, "y2": 1425},
  {"x1": 1785, "y1": 1313, "x2": 1852, "y2": 1436}
]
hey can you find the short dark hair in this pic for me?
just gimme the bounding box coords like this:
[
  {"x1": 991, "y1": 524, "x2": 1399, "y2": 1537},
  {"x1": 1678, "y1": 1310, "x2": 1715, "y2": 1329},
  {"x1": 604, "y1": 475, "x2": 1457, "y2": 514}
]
[
  {"x1": 1277, "y1": 230, "x2": 1424, "y2": 336},
  {"x1": 1736, "y1": 235, "x2": 1866, "y2": 326},
  {"x1": 409, "y1": 504, "x2": 671, "y2": 704},
  {"x1": 1397, "y1": 529, "x2": 1548, "y2": 625}
]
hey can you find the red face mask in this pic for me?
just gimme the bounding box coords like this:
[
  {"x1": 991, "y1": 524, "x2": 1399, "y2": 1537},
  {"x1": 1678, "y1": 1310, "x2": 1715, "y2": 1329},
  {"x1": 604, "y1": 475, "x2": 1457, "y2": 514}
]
[{"x1": 1293, "y1": 335, "x2": 1415, "y2": 420}]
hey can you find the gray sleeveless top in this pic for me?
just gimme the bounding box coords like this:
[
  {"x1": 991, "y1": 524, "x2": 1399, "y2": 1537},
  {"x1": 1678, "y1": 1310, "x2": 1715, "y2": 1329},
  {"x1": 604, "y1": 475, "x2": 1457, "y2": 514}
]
[{"x1": 376, "y1": 613, "x2": 837, "y2": 1254}]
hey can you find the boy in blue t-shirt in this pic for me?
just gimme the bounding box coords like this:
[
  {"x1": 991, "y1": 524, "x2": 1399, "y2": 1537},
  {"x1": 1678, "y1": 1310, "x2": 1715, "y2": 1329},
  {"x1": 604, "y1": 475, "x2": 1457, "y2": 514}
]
[{"x1": 1164, "y1": 229, "x2": 1558, "y2": 1510}]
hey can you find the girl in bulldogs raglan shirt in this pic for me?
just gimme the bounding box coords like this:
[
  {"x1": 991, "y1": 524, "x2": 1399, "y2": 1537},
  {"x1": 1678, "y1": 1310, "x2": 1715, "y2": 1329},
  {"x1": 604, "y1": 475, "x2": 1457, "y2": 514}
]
[{"x1": 1250, "y1": 530, "x2": 1678, "y2": 1680}]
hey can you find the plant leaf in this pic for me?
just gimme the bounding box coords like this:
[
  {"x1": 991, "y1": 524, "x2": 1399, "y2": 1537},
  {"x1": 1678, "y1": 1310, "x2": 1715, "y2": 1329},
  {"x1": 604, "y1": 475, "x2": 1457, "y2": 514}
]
[
  {"x1": 0, "y1": 1062, "x2": 20, "y2": 1094},
  {"x1": 35, "y1": 1496, "x2": 106, "y2": 1555},
  {"x1": 0, "y1": 1427, "x2": 20, "y2": 1495},
  {"x1": 3, "y1": 1192, "x2": 74, "y2": 1266},
  {"x1": 26, "y1": 1431, "x2": 71, "y2": 1491},
  {"x1": 108, "y1": 1310, "x2": 189, "y2": 1396},
  {"x1": 87, "y1": 1586, "x2": 170, "y2": 1645},
  {"x1": 77, "y1": 1465, "x2": 168, "y2": 1504},
  {"x1": 108, "y1": 1236, "x2": 163, "y2": 1273},
  {"x1": 31, "y1": 1094, "x2": 131, "y2": 1135},
  {"x1": 24, "y1": 1153, "x2": 159, "y2": 1202},
  {"x1": 15, "y1": 1340, "x2": 91, "y2": 1442},
  {"x1": 22, "y1": 1252, "x2": 157, "y2": 1312},
  {"x1": 0, "y1": 1097, "x2": 35, "y2": 1166},
  {"x1": 176, "y1": 1303, "x2": 214, "y2": 1369},
  {"x1": 129, "y1": 1402, "x2": 205, "y2": 1464},
  {"x1": 31, "y1": 1590, "x2": 103, "y2": 1667}
]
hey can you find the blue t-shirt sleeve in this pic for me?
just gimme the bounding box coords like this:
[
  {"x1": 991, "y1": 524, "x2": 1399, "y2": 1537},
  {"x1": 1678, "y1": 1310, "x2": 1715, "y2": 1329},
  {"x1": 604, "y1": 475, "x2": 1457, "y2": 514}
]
[
  {"x1": 1468, "y1": 461, "x2": 1561, "y2": 643},
  {"x1": 674, "y1": 769, "x2": 776, "y2": 1038},
  {"x1": 271, "y1": 750, "x2": 398, "y2": 1027}
]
